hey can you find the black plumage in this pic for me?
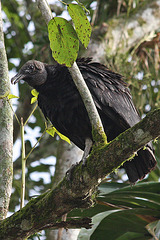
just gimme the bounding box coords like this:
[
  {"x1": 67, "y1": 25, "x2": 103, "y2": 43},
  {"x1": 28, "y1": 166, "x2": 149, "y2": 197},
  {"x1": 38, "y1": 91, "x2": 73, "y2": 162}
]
[{"x1": 11, "y1": 58, "x2": 156, "y2": 183}]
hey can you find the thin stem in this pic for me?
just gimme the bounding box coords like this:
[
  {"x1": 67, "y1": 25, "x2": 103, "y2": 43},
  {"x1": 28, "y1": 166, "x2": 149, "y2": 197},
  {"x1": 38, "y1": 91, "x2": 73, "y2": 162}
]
[
  {"x1": 7, "y1": 99, "x2": 21, "y2": 126},
  {"x1": 36, "y1": 0, "x2": 53, "y2": 25},
  {"x1": 91, "y1": 0, "x2": 100, "y2": 26},
  {"x1": 24, "y1": 130, "x2": 46, "y2": 162},
  {"x1": 24, "y1": 103, "x2": 38, "y2": 126},
  {"x1": 20, "y1": 117, "x2": 26, "y2": 209},
  {"x1": 58, "y1": 0, "x2": 67, "y2": 5}
]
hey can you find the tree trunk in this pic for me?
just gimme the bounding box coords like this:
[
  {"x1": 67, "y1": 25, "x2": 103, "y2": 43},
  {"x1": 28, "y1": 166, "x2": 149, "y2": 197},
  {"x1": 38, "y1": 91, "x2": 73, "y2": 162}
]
[{"x1": 0, "y1": 1, "x2": 13, "y2": 220}]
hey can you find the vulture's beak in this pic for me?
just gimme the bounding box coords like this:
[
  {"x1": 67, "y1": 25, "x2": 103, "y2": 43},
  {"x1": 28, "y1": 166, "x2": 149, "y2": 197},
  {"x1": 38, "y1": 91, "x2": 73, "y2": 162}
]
[{"x1": 11, "y1": 73, "x2": 25, "y2": 85}]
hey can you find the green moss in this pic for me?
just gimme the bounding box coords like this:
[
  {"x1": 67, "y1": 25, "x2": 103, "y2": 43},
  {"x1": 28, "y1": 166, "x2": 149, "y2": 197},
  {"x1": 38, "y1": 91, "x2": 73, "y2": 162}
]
[
  {"x1": 92, "y1": 123, "x2": 108, "y2": 146},
  {"x1": 137, "y1": 17, "x2": 146, "y2": 26},
  {"x1": 127, "y1": 28, "x2": 134, "y2": 37}
]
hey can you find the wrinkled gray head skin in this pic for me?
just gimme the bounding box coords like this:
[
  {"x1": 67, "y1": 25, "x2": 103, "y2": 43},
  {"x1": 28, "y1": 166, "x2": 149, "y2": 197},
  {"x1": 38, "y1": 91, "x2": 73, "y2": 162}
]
[{"x1": 11, "y1": 60, "x2": 47, "y2": 87}]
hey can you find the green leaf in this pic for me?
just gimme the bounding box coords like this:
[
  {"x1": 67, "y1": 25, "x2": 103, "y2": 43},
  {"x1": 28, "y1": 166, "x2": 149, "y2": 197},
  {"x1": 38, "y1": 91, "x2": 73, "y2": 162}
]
[
  {"x1": 31, "y1": 89, "x2": 39, "y2": 104},
  {"x1": 67, "y1": 4, "x2": 91, "y2": 48},
  {"x1": 55, "y1": 128, "x2": 71, "y2": 144},
  {"x1": 0, "y1": 91, "x2": 18, "y2": 100},
  {"x1": 97, "y1": 182, "x2": 160, "y2": 210},
  {"x1": 31, "y1": 89, "x2": 39, "y2": 97},
  {"x1": 46, "y1": 127, "x2": 56, "y2": 137},
  {"x1": 31, "y1": 97, "x2": 37, "y2": 104},
  {"x1": 48, "y1": 17, "x2": 79, "y2": 67},
  {"x1": 46, "y1": 126, "x2": 71, "y2": 144},
  {"x1": 78, "y1": 209, "x2": 158, "y2": 240},
  {"x1": 7, "y1": 94, "x2": 19, "y2": 99},
  {"x1": 0, "y1": 91, "x2": 10, "y2": 99},
  {"x1": 71, "y1": 182, "x2": 160, "y2": 239},
  {"x1": 78, "y1": 210, "x2": 121, "y2": 240}
]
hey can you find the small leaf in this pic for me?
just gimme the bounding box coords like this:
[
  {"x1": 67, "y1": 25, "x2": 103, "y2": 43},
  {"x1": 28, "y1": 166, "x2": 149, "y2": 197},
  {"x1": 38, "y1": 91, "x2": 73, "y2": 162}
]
[
  {"x1": 68, "y1": 4, "x2": 91, "y2": 48},
  {"x1": 48, "y1": 17, "x2": 79, "y2": 67},
  {"x1": 0, "y1": 91, "x2": 10, "y2": 99},
  {"x1": 46, "y1": 125, "x2": 71, "y2": 144},
  {"x1": 31, "y1": 97, "x2": 37, "y2": 104},
  {"x1": 31, "y1": 89, "x2": 39, "y2": 104},
  {"x1": 8, "y1": 94, "x2": 19, "y2": 99},
  {"x1": 55, "y1": 128, "x2": 71, "y2": 144},
  {"x1": 31, "y1": 89, "x2": 39, "y2": 97},
  {"x1": 154, "y1": 138, "x2": 158, "y2": 143},
  {"x1": 46, "y1": 127, "x2": 56, "y2": 137}
]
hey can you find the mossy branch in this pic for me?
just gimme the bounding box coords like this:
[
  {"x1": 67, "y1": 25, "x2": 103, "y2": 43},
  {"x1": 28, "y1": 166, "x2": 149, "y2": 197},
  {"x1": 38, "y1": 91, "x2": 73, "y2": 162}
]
[{"x1": 0, "y1": 108, "x2": 160, "y2": 239}]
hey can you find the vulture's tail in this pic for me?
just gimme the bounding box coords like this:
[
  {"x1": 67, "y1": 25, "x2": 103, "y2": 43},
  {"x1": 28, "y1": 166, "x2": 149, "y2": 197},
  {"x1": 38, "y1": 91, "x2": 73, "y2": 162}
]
[{"x1": 124, "y1": 145, "x2": 157, "y2": 184}]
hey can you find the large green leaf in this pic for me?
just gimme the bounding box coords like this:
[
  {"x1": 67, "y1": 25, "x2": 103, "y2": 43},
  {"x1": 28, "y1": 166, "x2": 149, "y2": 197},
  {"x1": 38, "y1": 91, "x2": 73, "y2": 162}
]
[
  {"x1": 71, "y1": 182, "x2": 160, "y2": 239},
  {"x1": 78, "y1": 209, "x2": 159, "y2": 240},
  {"x1": 48, "y1": 17, "x2": 79, "y2": 67},
  {"x1": 91, "y1": 209, "x2": 159, "y2": 240},
  {"x1": 98, "y1": 182, "x2": 128, "y2": 195},
  {"x1": 98, "y1": 182, "x2": 160, "y2": 210},
  {"x1": 78, "y1": 210, "x2": 121, "y2": 240},
  {"x1": 67, "y1": 3, "x2": 91, "y2": 48},
  {"x1": 99, "y1": 182, "x2": 160, "y2": 195}
]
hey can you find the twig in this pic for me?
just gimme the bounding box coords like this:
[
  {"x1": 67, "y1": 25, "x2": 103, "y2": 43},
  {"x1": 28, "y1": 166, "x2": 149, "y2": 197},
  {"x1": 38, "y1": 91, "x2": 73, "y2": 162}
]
[
  {"x1": 91, "y1": 0, "x2": 100, "y2": 26},
  {"x1": 24, "y1": 103, "x2": 38, "y2": 126},
  {"x1": 20, "y1": 117, "x2": 26, "y2": 209},
  {"x1": 24, "y1": 129, "x2": 46, "y2": 162}
]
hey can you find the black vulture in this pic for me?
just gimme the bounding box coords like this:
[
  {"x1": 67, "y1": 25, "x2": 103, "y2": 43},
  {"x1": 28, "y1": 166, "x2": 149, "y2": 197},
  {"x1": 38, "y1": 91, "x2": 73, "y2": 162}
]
[{"x1": 11, "y1": 58, "x2": 156, "y2": 183}]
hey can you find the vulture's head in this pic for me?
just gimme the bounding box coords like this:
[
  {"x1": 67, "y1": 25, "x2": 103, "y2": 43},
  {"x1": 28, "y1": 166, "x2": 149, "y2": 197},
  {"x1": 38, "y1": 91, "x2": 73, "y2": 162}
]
[{"x1": 11, "y1": 60, "x2": 47, "y2": 87}]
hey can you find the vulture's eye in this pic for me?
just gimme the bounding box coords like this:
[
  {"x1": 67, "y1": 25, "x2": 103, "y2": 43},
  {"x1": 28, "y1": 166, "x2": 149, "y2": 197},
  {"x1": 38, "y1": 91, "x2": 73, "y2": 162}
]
[{"x1": 26, "y1": 64, "x2": 35, "y2": 73}]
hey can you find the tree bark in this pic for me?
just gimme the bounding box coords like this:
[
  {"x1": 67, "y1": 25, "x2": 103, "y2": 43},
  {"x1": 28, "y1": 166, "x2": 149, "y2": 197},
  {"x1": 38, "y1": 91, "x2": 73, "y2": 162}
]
[
  {"x1": 83, "y1": 0, "x2": 160, "y2": 62},
  {"x1": 0, "y1": 1, "x2": 13, "y2": 220},
  {"x1": 0, "y1": 108, "x2": 160, "y2": 239}
]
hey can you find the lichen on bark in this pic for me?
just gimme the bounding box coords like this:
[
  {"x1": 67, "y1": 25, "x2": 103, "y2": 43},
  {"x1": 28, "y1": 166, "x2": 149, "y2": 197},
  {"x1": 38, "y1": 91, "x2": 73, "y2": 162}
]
[{"x1": 0, "y1": 2, "x2": 13, "y2": 220}]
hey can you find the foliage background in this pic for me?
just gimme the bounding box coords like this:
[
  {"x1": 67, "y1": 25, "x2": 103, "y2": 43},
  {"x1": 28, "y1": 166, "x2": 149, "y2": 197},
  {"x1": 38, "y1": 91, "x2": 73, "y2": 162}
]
[{"x1": 1, "y1": 0, "x2": 160, "y2": 239}]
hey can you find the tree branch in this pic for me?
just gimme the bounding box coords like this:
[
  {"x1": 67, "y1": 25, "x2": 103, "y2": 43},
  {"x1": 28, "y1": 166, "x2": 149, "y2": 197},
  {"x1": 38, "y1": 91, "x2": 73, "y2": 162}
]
[
  {"x1": 39, "y1": 217, "x2": 92, "y2": 231},
  {"x1": 0, "y1": 108, "x2": 160, "y2": 239}
]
